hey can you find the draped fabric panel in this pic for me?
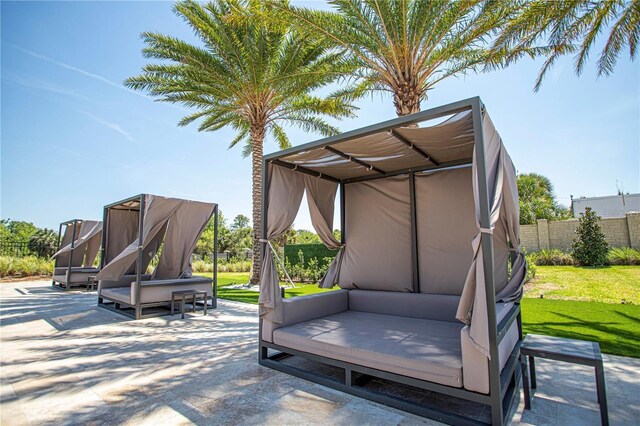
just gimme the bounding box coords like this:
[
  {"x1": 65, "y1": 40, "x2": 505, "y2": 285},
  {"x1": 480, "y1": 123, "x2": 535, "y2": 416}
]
[
  {"x1": 258, "y1": 164, "x2": 306, "y2": 322},
  {"x1": 51, "y1": 220, "x2": 102, "y2": 267},
  {"x1": 105, "y1": 209, "x2": 139, "y2": 265},
  {"x1": 302, "y1": 175, "x2": 343, "y2": 289},
  {"x1": 338, "y1": 176, "x2": 412, "y2": 292},
  {"x1": 154, "y1": 201, "x2": 215, "y2": 279},
  {"x1": 96, "y1": 196, "x2": 183, "y2": 281},
  {"x1": 456, "y1": 113, "x2": 527, "y2": 358},
  {"x1": 54, "y1": 222, "x2": 81, "y2": 267}
]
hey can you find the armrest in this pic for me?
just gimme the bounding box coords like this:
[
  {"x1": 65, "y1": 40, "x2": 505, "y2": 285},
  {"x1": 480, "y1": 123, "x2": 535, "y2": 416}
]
[
  {"x1": 98, "y1": 274, "x2": 151, "y2": 292},
  {"x1": 261, "y1": 290, "x2": 349, "y2": 343},
  {"x1": 140, "y1": 276, "x2": 212, "y2": 287}
]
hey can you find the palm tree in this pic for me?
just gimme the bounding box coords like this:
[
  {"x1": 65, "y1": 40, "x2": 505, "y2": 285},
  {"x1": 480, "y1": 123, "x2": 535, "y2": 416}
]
[
  {"x1": 278, "y1": 0, "x2": 520, "y2": 116},
  {"x1": 493, "y1": 0, "x2": 640, "y2": 91},
  {"x1": 126, "y1": 0, "x2": 355, "y2": 284}
]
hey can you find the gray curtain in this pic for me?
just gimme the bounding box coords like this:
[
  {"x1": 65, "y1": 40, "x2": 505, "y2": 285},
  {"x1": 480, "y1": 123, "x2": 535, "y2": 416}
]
[
  {"x1": 104, "y1": 209, "x2": 139, "y2": 265},
  {"x1": 258, "y1": 164, "x2": 305, "y2": 322},
  {"x1": 53, "y1": 222, "x2": 81, "y2": 267},
  {"x1": 51, "y1": 220, "x2": 102, "y2": 267},
  {"x1": 456, "y1": 112, "x2": 527, "y2": 358},
  {"x1": 97, "y1": 196, "x2": 182, "y2": 281},
  {"x1": 153, "y1": 201, "x2": 215, "y2": 279},
  {"x1": 302, "y1": 175, "x2": 344, "y2": 288}
]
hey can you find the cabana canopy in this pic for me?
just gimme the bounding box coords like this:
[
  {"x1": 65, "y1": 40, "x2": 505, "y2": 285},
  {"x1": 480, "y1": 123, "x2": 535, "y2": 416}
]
[
  {"x1": 260, "y1": 97, "x2": 525, "y2": 359},
  {"x1": 258, "y1": 98, "x2": 527, "y2": 424},
  {"x1": 97, "y1": 194, "x2": 215, "y2": 282}
]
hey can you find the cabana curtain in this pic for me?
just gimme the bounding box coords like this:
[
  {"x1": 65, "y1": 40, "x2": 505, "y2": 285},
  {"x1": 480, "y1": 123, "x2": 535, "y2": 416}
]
[
  {"x1": 97, "y1": 195, "x2": 215, "y2": 282},
  {"x1": 53, "y1": 222, "x2": 80, "y2": 266},
  {"x1": 258, "y1": 165, "x2": 305, "y2": 322},
  {"x1": 51, "y1": 220, "x2": 102, "y2": 267},
  {"x1": 456, "y1": 113, "x2": 526, "y2": 359}
]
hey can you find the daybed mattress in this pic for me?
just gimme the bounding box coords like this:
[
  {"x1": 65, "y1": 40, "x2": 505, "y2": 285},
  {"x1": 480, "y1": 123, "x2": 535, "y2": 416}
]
[
  {"x1": 273, "y1": 311, "x2": 465, "y2": 387},
  {"x1": 100, "y1": 287, "x2": 132, "y2": 305},
  {"x1": 53, "y1": 267, "x2": 100, "y2": 285}
]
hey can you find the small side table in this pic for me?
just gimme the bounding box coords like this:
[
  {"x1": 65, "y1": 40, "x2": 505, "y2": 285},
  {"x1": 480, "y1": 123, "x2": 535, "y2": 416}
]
[
  {"x1": 87, "y1": 276, "x2": 97, "y2": 292},
  {"x1": 171, "y1": 290, "x2": 208, "y2": 319},
  {"x1": 520, "y1": 334, "x2": 608, "y2": 426}
]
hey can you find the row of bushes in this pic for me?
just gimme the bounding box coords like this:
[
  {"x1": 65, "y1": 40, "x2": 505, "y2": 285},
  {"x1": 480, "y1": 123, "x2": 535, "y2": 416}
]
[
  {"x1": 0, "y1": 256, "x2": 54, "y2": 277},
  {"x1": 527, "y1": 247, "x2": 640, "y2": 266},
  {"x1": 192, "y1": 258, "x2": 251, "y2": 273}
]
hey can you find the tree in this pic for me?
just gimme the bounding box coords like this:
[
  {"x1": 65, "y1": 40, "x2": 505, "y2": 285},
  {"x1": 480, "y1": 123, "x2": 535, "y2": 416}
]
[
  {"x1": 493, "y1": 0, "x2": 640, "y2": 91},
  {"x1": 231, "y1": 214, "x2": 250, "y2": 230},
  {"x1": 28, "y1": 229, "x2": 58, "y2": 258},
  {"x1": 126, "y1": 0, "x2": 356, "y2": 283},
  {"x1": 0, "y1": 219, "x2": 38, "y2": 242},
  {"x1": 572, "y1": 207, "x2": 609, "y2": 266},
  {"x1": 517, "y1": 173, "x2": 570, "y2": 225},
  {"x1": 280, "y1": 0, "x2": 521, "y2": 116}
]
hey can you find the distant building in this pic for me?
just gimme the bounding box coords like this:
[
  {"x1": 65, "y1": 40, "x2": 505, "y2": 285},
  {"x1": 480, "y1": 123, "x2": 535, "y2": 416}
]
[{"x1": 572, "y1": 193, "x2": 640, "y2": 218}]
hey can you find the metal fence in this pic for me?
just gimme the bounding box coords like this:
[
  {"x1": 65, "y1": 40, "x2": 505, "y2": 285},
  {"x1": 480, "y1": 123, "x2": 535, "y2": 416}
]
[{"x1": 0, "y1": 241, "x2": 56, "y2": 258}]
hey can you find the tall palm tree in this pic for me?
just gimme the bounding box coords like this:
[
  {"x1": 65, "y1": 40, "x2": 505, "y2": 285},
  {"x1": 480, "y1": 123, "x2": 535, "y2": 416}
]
[
  {"x1": 493, "y1": 0, "x2": 640, "y2": 91},
  {"x1": 126, "y1": 0, "x2": 355, "y2": 284},
  {"x1": 278, "y1": 0, "x2": 520, "y2": 116}
]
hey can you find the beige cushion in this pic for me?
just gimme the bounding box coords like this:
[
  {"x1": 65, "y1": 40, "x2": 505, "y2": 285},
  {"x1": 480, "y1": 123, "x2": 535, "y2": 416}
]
[
  {"x1": 273, "y1": 311, "x2": 464, "y2": 387},
  {"x1": 100, "y1": 287, "x2": 132, "y2": 305}
]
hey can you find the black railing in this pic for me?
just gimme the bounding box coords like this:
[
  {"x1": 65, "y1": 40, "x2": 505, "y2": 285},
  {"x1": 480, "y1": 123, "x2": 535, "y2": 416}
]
[{"x1": 0, "y1": 241, "x2": 56, "y2": 258}]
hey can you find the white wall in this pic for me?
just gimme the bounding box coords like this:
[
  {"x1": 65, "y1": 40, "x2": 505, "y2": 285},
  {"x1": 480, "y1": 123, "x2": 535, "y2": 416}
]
[{"x1": 573, "y1": 194, "x2": 640, "y2": 218}]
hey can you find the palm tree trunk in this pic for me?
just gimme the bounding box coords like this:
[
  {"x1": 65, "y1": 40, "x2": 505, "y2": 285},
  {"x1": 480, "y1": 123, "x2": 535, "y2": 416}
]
[
  {"x1": 250, "y1": 125, "x2": 265, "y2": 284},
  {"x1": 393, "y1": 84, "x2": 421, "y2": 116}
]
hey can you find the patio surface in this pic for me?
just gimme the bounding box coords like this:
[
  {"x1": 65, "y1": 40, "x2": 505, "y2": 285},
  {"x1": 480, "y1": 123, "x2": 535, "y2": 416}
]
[{"x1": 1, "y1": 280, "x2": 638, "y2": 426}]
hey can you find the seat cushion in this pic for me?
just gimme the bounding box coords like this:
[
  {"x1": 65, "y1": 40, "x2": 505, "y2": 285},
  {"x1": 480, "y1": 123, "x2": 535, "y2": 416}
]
[
  {"x1": 348, "y1": 290, "x2": 460, "y2": 322},
  {"x1": 100, "y1": 287, "x2": 132, "y2": 305},
  {"x1": 273, "y1": 311, "x2": 464, "y2": 387}
]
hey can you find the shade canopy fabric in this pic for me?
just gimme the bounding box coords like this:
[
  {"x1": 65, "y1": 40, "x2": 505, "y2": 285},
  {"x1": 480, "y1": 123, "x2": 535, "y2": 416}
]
[
  {"x1": 53, "y1": 221, "x2": 80, "y2": 267},
  {"x1": 96, "y1": 195, "x2": 215, "y2": 282},
  {"x1": 52, "y1": 220, "x2": 103, "y2": 268},
  {"x1": 259, "y1": 98, "x2": 526, "y2": 362}
]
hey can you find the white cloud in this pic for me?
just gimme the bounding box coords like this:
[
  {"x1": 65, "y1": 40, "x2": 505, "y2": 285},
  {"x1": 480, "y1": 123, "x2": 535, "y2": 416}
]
[{"x1": 80, "y1": 111, "x2": 136, "y2": 143}]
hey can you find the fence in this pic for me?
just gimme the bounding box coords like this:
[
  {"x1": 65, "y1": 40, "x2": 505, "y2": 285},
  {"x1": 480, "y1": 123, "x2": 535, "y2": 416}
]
[
  {"x1": 0, "y1": 241, "x2": 56, "y2": 258},
  {"x1": 521, "y1": 212, "x2": 640, "y2": 252}
]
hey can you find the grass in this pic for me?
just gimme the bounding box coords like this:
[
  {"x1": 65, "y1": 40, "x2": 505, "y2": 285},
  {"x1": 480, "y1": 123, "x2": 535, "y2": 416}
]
[
  {"x1": 526, "y1": 265, "x2": 640, "y2": 304},
  {"x1": 521, "y1": 298, "x2": 640, "y2": 358}
]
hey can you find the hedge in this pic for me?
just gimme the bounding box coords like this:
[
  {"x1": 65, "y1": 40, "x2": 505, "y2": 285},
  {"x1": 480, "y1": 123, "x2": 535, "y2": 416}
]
[{"x1": 284, "y1": 243, "x2": 338, "y2": 268}]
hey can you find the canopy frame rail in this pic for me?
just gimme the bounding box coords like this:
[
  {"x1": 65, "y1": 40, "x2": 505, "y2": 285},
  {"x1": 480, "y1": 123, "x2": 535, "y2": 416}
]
[
  {"x1": 388, "y1": 129, "x2": 440, "y2": 166},
  {"x1": 323, "y1": 145, "x2": 386, "y2": 175}
]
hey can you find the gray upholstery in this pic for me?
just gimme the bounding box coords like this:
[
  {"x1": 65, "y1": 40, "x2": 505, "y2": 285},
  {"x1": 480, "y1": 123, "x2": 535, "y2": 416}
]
[
  {"x1": 99, "y1": 276, "x2": 212, "y2": 305},
  {"x1": 461, "y1": 302, "x2": 519, "y2": 394},
  {"x1": 262, "y1": 290, "x2": 349, "y2": 343},
  {"x1": 273, "y1": 311, "x2": 464, "y2": 387},
  {"x1": 348, "y1": 290, "x2": 459, "y2": 322},
  {"x1": 53, "y1": 267, "x2": 100, "y2": 285}
]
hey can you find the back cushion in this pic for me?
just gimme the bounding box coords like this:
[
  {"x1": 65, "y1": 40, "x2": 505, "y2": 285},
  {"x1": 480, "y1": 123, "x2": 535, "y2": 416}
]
[
  {"x1": 348, "y1": 290, "x2": 460, "y2": 322},
  {"x1": 339, "y1": 176, "x2": 412, "y2": 292},
  {"x1": 416, "y1": 168, "x2": 477, "y2": 295}
]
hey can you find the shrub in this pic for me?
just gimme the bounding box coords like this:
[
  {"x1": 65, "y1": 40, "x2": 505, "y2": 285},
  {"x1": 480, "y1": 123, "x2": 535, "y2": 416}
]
[
  {"x1": 525, "y1": 260, "x2": 537, "y2": 283},
  {"x1": 284, "y1": 243, "x2": 337, "y2": 269},
  {"x1": 528, "y1": 249, "x2": 574, "y2": 266},
  {"x1": 192, "y1": 258, "x2": 251, "y2": 273},
  {"x1": 571, "y1": 207, "x2": 609, "y2": 267},
  {"x1": 608, "y1": 247, "x2": 640, "y2": 266},
  {"x1": 0, "y1": 256, "x2": 53, "y2": 277}
]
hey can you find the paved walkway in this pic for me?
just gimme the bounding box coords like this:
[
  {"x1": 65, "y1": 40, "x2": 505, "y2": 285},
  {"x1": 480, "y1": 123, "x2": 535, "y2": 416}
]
[{"x1": 0, "y1": 280, "x2": 638, "y2": 425}]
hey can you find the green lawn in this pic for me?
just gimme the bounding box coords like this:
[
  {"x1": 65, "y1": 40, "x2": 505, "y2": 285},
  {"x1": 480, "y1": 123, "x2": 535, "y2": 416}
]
[
  {"x1": 215, "y1": 268, "x2": 640, "y2": 358},
  {"x1": 526, "y1": 265, "x2": 640, "y2": 304},
  {"x1": 522, "y1": 298, "x2": 639, "y2": 358}
]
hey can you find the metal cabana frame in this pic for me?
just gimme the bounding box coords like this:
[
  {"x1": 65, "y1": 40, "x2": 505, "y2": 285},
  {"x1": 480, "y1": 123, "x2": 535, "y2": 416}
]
[
  {"x1": 52, "y1": 219, "x2": 79, "y2": 290},
  {"x1": 97, "y1": 194, "x2": 219, "y2": 320},
  {"x1": 258, "y1": 97, "x2": 523, "y2": 425}
]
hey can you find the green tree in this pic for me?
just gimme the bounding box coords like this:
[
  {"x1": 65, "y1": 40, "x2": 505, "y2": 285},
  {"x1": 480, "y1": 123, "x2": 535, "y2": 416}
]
[
  {"x1": 0, "y1": 219, "x2": 38, "y2": 242},
  {"x1": 126, "y1": 0, "x2": 356, "y2": 284},
  {"x1": 572, "y1": 207, "x2": 609, "y2": 267},
  {"x1": 28, "y1": 228, "x2": 58, "y2": 258},
  {"x1": 517, "y1": 173, "x2": 570, "y2": 225},
  {"x1": 280, "y1": 0, "x2": 521, "y2": 115},
  {"x1": 231, "y1": 214, "x2": 250, "y2": 230},
  {"x1": 494, "y1": 0, "x2": 640, "y2": 91}
]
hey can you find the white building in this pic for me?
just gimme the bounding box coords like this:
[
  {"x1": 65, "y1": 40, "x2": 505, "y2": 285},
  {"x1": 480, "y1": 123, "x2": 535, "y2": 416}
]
[{"x1": 572, "y1": 193, "x2": 640, "y2": 218}]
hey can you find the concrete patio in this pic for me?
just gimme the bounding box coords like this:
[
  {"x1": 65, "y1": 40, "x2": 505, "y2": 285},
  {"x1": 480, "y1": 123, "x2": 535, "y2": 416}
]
[{"x1": 0, "y1": 280, "x2": 638, "y2": 426}]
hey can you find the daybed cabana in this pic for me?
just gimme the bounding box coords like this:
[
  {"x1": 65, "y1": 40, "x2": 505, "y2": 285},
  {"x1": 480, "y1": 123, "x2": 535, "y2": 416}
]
[
  {"x1": 258, "y1": 97, "x2": 527, "y2": 425},
  {"x1": 96, "y1": 194, "x2": 218, "y2": 319},
  {"x1": 51, "y1": 219, "x2": 103, "y2": 290}
]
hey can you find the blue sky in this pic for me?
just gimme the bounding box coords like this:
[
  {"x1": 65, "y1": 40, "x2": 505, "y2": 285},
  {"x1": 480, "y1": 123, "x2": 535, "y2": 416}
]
[{"x1": 2, "y1": 1, "x2": 639, "y2": 232}]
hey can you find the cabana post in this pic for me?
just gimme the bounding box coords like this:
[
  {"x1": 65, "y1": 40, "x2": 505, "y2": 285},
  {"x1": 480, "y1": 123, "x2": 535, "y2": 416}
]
[
  {"x1": 96, "y1": 194, "x2": 217, "y2": 319},
  {"x1": 51, "y1": 218, "x2": 103, "y2": 290},
  {"x1": 258, "y1": 97, "x2": 525, "y2": 425}
]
